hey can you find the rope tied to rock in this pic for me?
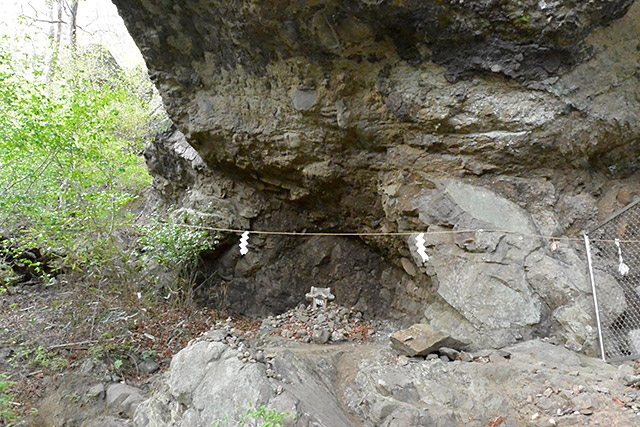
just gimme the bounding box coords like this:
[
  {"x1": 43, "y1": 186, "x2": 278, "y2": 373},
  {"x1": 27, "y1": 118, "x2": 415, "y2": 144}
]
[{"x1": 170, "y1": 222, "x2": 640, "y2": 244}]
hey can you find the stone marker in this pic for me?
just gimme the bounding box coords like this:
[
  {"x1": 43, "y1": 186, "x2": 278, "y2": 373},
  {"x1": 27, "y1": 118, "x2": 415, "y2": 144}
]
[
  {"x1": 390, "y1": 323, "x2": 467, "y2": 357},
  {"x1": 305, "y1": 287, "x2": 335, "y2": 310}
]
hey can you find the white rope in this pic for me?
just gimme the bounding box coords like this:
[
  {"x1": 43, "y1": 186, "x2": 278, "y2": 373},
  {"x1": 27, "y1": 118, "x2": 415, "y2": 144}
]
[{"x1": 170, "y1": 222, "x2": 640, "y2": 244}]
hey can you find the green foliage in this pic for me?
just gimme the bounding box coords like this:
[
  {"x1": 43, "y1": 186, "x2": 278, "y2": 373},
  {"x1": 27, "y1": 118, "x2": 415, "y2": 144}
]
[
  {"x1": 213, "y1": 405, "x2": 294, "y2": 427},
  {"x1": 138, "y1": 209, "x2": 217, "y2": 304},
  {"x1": 141, "y1": 349, "x2": 156, "y2": 361},
  {"x1": 0, "y1": 373, "x2": 19, "y2": 424},
  {"x1": 0, "y1": 35, "x2": 157, "y2": 275},
  {"x1": 514, "y1": 13, "x2": 531, "y2": 26},
  {"x1": 242, "y1": 405, "x2": 294, "y2": 427},
  {"x1": 139, "y1": 210, "x2": 216, "y2": 270},
  {"x1": 88, "y1": 345, "x2": 104, "y2": 360},
  {"x1": 8, "y1": 344, "x2": 67, "y2": 372}
]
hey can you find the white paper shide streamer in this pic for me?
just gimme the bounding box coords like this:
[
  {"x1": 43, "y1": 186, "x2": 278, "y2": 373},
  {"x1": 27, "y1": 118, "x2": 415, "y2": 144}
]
[
  {"x1": 615, "y1": 238, "x2": 629, "y2": 276},
  {"x1": 415, "y1": 233, "x2": 429, "y2": 263},
  {"x1": 239, "y1": 231, "x2": 250, "y2": 255}
]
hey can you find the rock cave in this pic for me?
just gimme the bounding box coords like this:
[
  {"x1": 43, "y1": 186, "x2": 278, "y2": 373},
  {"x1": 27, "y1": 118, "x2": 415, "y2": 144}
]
[
  {"x1": 116, "y1": 0, "x2": 640, "y2": 352},
  {"x1": 90, "y1": 0, "x2": 640, "y2": 425}
]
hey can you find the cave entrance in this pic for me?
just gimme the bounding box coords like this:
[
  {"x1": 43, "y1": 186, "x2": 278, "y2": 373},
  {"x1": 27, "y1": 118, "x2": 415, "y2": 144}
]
[{"x1": 192, "y1": 234, "x2": 424, "y2": 324}]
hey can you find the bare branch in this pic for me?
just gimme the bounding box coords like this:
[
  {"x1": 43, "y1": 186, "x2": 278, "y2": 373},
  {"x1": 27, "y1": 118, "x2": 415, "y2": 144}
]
[
  {"x1": 21, "y1": 15, "x2": 68, "y2": 25},
  {"x1": 77, "y1": 25, "x2": 96, "y2": 37},
  {"x1": 27, "y1": 2, "x2": 41, "y2": 18},
  {"x1": 69, "y1": 0, "x2": 79, "y2": 52},
  {"x1": 48, "y1": 340, "x2": 99, "y2": 350}
]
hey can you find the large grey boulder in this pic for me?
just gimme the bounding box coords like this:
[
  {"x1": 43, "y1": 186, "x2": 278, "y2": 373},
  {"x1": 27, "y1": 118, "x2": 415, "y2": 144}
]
[
  {"x1": 390, "y1": 323, "x2": 467, "y2": 357},
  {"x1": 134, "y1": 336, "x2": 352, "y2": 427},
  {"x1": 380, "y1": 177, "x2": 609, "y2": 353},
  {"x1": 135, "y1": 340, "x2": 274, "y2": 426},
  {"x1": 402, "y1": 180, "x2": 539, "y2": 347}
]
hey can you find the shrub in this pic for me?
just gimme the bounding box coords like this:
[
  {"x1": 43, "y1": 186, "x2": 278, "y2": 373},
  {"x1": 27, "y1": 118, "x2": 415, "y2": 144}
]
[{"x1": 138, "y1": 209, "x2": 218, "y2": 304}]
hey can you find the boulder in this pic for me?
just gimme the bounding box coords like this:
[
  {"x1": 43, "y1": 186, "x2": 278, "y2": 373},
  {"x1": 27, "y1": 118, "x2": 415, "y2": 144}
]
[
  {"x1": 312, "y1": 328, "x2": 331, "y2": 344},
  {"x1": 390, "y1": 323, "x2": 467, "y2": 357},
  {"x1": 410, "y1": 181, "x2": 544, "y2": 347},
  {"x1": 134, "y1": 334, "x2": 354, "y2": 426},
  {"x1": 438, "y1": 347, "x2": 461, "y2": 361}
]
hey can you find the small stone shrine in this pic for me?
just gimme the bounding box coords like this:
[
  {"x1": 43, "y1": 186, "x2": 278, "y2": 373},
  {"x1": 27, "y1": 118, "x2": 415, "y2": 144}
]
[{"x1": 305, "y1": 287, "x2": 335, "y2": 310}]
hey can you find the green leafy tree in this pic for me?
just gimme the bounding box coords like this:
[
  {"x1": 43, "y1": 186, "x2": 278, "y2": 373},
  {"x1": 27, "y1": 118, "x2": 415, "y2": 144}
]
[{"x1": 0, "y1": 35, "x2": 157, "y2": 277}]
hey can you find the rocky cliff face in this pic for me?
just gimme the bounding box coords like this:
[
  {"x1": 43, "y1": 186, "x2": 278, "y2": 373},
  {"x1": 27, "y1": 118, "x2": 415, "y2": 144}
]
[{"x1": 114, "y1": 0, "x2": 640, "y2": 354}]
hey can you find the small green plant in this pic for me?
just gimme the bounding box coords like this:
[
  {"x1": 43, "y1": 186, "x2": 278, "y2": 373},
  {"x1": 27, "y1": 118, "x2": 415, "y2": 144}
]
[
  {"x1": 8, "y1": 344, "x2": 67, "y2": 372},
  {"x1": 213, "y1": 406, "x2": 294, "y2": 427},
  {"x1": 50, "y1": 357, "x2": 69, "y2": 372},
  {"x1": 514, "y1": 13, "x2": 531, "y2": 25},
  {"x1": 141, "y1": 349, "x2": 156, "y2": 361},
  {"x1": 33, "y1": 346, "x2": 51, "y2": 368},
  {"x1": 241, "y1": 405, "x2": 294, "y2": 427},
  {"x1": 8, "y1": 343, "x2": 33, "y2": 367},
  {"x1": 88, "y1": 345, "x2": 104, "y2": 360},
  {"x1": 0, "y1": 373, "x2": 19, "y2": 424},
  {"x1": 113, "y1": 359, "x2": 123, "y2": 370},
  {"x1": 213, "y1": 415, "x2": 230, "y2": 426}
]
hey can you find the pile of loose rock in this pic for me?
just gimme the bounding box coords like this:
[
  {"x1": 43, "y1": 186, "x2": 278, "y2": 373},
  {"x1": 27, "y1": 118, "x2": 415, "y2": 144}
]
[
  {"x1": 257, "y1": 303, "x2": 370, "y2": 344},
  {"x1": 202, "y1": 320, "x2": 278, "y2": 372},
  {"x1": 615, "y1": 362, "x2": 640, "y2": 414}
]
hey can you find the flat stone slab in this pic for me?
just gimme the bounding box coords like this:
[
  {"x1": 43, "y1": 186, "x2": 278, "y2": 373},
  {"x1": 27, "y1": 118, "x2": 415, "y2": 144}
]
[{"x1": 390, "y1": 323, "x2": 466, "y2": 357}]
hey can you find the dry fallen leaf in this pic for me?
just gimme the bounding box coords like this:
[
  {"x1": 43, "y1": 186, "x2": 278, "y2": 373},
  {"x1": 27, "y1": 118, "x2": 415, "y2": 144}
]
[{"x1": 487, "y1": 416, "x2": 505, "y2": 427}]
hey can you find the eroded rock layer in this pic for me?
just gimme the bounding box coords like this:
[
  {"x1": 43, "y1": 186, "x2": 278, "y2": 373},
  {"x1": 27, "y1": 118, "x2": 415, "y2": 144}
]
[{"x1": 114, "y1": 0, "x2": 640, "y2": 353}]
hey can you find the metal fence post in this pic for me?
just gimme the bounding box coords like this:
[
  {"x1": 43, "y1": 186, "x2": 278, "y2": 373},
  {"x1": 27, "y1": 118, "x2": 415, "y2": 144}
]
[{"x1": 584, "y1": 232, "x2": 606, "y2": 362}]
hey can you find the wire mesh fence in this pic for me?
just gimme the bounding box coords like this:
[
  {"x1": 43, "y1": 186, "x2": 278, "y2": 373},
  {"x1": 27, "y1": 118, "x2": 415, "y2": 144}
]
[{"x1": 585, "y1": 198, "x2": 640, "y2": 362}]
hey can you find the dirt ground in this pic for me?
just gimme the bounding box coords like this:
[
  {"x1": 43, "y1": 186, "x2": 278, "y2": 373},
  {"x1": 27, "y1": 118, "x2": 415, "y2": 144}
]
[{"x1": 0, "y1": 273, "x2": 256, "y2": 425}]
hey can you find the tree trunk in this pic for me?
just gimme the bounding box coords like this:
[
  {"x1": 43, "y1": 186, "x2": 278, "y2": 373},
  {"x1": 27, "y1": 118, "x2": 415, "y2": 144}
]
[
  {"x1": 47, "y1": 1, "x2": 55, "y2": 40},
  {"x1": 68, "y1": 0, "x2": 79, "y2": 54},
  {"x1": 56, "y1": 0, "x2": 62, "y2": 46},
  {"x1": 46, "y1": 0, "x2": 63, "y2": 81}
]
